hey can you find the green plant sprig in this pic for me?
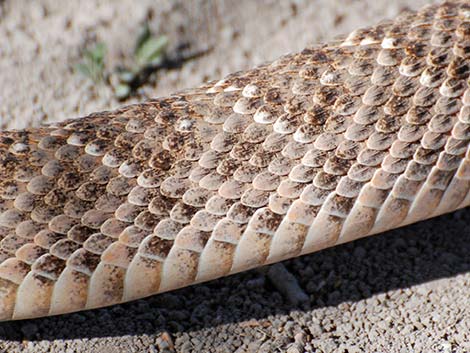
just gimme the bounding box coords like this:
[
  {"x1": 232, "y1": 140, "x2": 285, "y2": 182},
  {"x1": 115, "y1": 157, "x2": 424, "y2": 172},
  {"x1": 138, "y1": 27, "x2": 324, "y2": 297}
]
[
  {"x1": 75, "y1": 42, "x2": 107, "y2": 83},
  {"x1": 113, "y1": 24, "x2": 169, "y2": 100}
]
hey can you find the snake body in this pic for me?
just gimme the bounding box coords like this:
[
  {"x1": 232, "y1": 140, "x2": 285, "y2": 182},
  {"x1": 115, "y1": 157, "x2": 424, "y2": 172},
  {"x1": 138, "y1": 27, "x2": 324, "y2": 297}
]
[{"x1": 0, "y1": 1, "x2": 469, "y2": 321}]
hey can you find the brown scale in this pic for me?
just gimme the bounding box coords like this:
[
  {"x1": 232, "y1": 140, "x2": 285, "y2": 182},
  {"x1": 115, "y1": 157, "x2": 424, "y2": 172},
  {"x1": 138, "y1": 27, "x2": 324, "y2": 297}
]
[
  {"x1": 153, "y1": 219, "x2": 182, "y2": 241},
  {"x1": 101, "y1": 242, "x2": 137, "y2": 268},
  {"x1": 118, "y1": 225, "x2": 147, "y2": 246},
  {"x1": 226, "y1": 202, "x2": 255, "y2": 224},
  {"x1": 199, "y1": 172, "x2": 227, "y2": 190},
  {"x1": 169, "y1": 202, "x2": 198, "y2": 224}
]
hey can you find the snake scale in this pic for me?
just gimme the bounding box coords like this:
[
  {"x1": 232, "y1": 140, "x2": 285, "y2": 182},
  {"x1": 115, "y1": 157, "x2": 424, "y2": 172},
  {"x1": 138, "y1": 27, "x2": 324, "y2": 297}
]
[{"x1": 0, "y1": 1, "x2": 469, "y2": 321}]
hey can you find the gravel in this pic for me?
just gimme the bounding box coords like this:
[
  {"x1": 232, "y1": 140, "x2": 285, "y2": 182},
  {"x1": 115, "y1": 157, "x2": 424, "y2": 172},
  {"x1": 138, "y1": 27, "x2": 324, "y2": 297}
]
[{"x1": 1, "y1": 0, "x2": 469, "y2": 352}]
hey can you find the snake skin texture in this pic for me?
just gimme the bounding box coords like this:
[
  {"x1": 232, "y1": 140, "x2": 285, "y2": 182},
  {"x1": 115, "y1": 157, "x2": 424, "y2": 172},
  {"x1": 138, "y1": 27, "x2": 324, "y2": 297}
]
[{"x1": 0, "y1": 1, "x2": 470, "y2": 321}]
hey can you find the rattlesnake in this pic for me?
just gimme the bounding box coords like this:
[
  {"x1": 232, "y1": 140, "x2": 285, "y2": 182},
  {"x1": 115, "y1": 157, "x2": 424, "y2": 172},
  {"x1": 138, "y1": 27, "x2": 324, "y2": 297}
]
[{"x1": 0, "y1": 0, "x2": 469, "y2": 321}]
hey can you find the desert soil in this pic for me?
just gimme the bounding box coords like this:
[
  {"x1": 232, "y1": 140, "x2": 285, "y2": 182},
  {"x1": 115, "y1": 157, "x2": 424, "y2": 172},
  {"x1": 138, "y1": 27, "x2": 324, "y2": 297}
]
[{"x1": 1, "y1": 0, "x2": 469, "y2": 352}]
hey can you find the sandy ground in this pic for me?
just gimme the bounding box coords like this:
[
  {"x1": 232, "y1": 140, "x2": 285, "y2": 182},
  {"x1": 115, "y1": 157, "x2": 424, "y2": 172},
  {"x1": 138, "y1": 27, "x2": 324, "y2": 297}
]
[{"x1": 1, "y1": 0, "x2": 469, "y2": 352}]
